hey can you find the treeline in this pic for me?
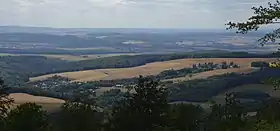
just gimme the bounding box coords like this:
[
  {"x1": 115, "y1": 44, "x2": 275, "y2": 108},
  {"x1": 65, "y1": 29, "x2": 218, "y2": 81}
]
[
  {"x1": 2, "y1": 77, "x2": 280, "y2": 131},
  {"x1": 158, "y1": 61, "x2": 239, "y2": 79},
  {"x1": 251, "y1": 61, "x2": 270, "y2": 68}
]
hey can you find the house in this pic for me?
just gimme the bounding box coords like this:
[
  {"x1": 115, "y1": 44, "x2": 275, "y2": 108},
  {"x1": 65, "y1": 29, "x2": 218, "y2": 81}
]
[{"x1": 115, "y1": 84, "x2": 123, "y2": 88}]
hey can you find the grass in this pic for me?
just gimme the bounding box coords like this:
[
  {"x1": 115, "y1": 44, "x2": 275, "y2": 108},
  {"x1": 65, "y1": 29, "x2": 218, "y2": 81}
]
[{"x1": 30, "y1": 58, "x2": 277, "y2": 82}]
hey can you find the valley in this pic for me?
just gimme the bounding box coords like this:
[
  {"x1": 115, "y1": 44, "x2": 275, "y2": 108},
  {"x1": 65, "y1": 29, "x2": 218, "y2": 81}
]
[
  {"x1": 30, "y1": 58, "x2": 276, "y2": 82},
  {"x1": 3, "y1": 0, "x2": 280, "y2": 130},
  {"x1": 0, "y1": 27, "x2": 280, "y2": 112}
]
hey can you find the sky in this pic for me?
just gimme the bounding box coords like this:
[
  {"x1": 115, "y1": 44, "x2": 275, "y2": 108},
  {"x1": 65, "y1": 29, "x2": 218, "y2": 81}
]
[{"x1": 0, "y1": 0, "x2": 272, "y2": 29}]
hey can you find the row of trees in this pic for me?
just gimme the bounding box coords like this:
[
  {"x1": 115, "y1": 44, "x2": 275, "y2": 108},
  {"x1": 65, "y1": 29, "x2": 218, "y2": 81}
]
[{"x1": 2, "y1": 77, "x2": 280, "y2": 131}]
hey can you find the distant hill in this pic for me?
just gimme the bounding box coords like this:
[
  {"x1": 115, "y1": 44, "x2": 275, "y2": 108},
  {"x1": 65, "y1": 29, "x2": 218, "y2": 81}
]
[{"x1": 0, "y1": 26, "x2": 232, "y2": 34}]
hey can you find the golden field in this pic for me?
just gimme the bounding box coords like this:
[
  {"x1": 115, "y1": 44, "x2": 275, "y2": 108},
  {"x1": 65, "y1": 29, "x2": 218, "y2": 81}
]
[
  {"x1": 30, "y1": 58, "x2": 277, "y2": 82},
  {"x1": 9, "y1": 93, "x2": 65, "y2": 112}
]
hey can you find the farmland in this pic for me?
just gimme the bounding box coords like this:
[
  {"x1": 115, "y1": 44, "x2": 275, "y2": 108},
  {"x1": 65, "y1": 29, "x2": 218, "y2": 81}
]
[
  {"x1": 30, "y1": 58, "x2": 277, "y2": 82},
  {"x1": 163, "y1": 67, "x2": 257, "y2": 83},
  {"x1": 9, "y1": 93, "x2": 65, "y2": 112}
]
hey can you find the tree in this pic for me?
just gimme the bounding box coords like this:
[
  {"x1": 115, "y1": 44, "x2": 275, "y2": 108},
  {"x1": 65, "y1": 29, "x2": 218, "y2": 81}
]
[
  {"x1": 107, "y1": 76, "x2": 169, "y2": 131},
  {"x1": 250, "y1": 120, "x2": 280, "y2": 131},
  {"x1": 0, "y1": 78, "x2": 14, "y2": 131},
  {"x1": 7, "y1": 103, "x2": 50, "y2": 131},
  {"x1": 257, "y1": 99, "x2": 280, "y2": 123},
  {"x1": 59, "y1": 101, "x2": 103, "y2": 131},
  {"x1": 226, "y1": 0, "x2": 280, "y2": 46},
  {"x1": 204, "y1": 93, "x2": 248, "y2": 131},
  {"x1": 251, "y1": 61, "x2": 270, "y2": 68},
  {"x1": 0, "y1": 78, "x2": 14, "y2": 116},
  {"x1": 264, "y1": 77, "x2": 280, "y2": 90},
  {"x1": 221, "y1": 61, "x2": 228, "y2": 69},
  {"x1": 230, "y1": 61, "x2": 234, "y2": 66},
  {"x1": 169, "y1": 104, "x2": 204, "y2": 131}
]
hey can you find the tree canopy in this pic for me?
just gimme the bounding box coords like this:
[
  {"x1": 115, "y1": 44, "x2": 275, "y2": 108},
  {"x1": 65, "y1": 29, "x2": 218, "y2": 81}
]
[{"x1": 227, "y1": 0, "x2": 280, "y2": 46}]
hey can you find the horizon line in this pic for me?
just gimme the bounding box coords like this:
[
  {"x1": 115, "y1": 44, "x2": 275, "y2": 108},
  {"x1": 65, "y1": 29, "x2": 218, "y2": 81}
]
[{"x1": 0, "y1": 25, "x2": 228, "y2": 30}]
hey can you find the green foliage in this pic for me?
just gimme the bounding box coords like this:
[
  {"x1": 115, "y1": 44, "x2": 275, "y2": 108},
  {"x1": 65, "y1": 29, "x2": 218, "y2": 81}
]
[
  {"x1": 204, "y1": 93, "x2": 248, "y2": 131},
  {"x1": 169, "y1": 104, "x2": 204, "y2": 131},
  {"x1": 157, "y1": 62, "x2": 239, "y2": 80},
  {"x1": 250, "y1": 120, "x2": 280, "y2": 131},
  {"x1": 169, "y1": 68, "x2": 280, "y2": 102},
  {"x1": 251, "y1": 61, "x2": 270, "y2": 68},
  {"x1": 3, "y1": 77, "x2": 280, "y2": 131},
  {"x1": 7, "y1": 103, "x2": 50, "y2": 131},
  {"x1": 263, "y1": 77, "x2": 280, "y2": 90},
  {"x1": 96, "y1": 89, "x2": 126, "y2": 109},
  {"x1": 0, "y1": 78, "x2": 13, "y2": 117},
  {"x1": 226, "y1": 0, "x2": 280, "y2": 46},
  {"x1": 0, "y1": 78, "x2": 13, "y2": 131},
  {"x1": 257, "y1": 99, "x2": 280, "y2": 123},
  {"x1": 107, "y1": 76, "x2": 169, "y2": 131},
  {"x1": 59, "y1": 101, "x2": 103, "y2": 131}
]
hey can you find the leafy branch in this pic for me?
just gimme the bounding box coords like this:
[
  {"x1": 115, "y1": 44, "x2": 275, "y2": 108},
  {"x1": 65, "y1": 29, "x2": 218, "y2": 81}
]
[{"x1": 226, "y1": 0, "x2": 280, "y2": 46}]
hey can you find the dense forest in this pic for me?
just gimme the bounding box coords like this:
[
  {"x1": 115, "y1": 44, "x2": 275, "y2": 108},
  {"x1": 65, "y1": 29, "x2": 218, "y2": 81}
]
[{"x1": 2, "y1": 77, "x2": 280, "y2": 131}]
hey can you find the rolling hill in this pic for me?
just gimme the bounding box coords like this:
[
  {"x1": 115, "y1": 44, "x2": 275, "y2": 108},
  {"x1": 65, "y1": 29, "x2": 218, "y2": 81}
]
[{"x1": 30, "y1": 58, "x2": 276, "y2": 82}]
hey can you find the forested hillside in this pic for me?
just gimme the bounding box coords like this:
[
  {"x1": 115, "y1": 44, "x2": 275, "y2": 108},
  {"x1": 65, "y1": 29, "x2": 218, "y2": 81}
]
[
  {"x1": 2, "y1": 76, "x2": 280, "y2": 131},
  {"x1": 1, "y1": 51, "x2": 277, "y2": 87}
]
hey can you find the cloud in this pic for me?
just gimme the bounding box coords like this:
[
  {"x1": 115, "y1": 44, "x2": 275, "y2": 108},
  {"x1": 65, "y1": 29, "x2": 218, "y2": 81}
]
[{"x1": 0, "y1": 0, "x2": 272, "y2": 28}]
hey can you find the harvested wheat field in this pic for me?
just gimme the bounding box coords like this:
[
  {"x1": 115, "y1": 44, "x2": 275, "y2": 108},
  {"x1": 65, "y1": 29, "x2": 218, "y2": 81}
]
[
  {"x1": 9, "y1": 93, "x2": 65, "y2": 112},
  {"x1": 30, "y1": 58, "x2": 277, "y2": 82},
  {"x1": 9, "y1": 93, "x2": 65, "y2": 104}
]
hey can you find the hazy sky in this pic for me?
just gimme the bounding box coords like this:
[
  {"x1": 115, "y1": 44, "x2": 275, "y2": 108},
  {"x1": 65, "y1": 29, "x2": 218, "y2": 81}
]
[{"x1": 0, "y1": 0, "x2": 271, "y2": 28}]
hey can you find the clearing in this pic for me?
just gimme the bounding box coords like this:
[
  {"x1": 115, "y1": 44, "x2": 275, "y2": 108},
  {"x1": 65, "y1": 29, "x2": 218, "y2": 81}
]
[{"x1": 30, "y1": 58, "x2": 276, "y2": 82}]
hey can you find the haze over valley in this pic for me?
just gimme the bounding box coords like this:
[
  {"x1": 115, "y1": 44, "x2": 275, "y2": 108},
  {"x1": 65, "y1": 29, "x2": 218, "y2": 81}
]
[{"x1": 0, "y1": 26, "x2": 277, "y2": 57}]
